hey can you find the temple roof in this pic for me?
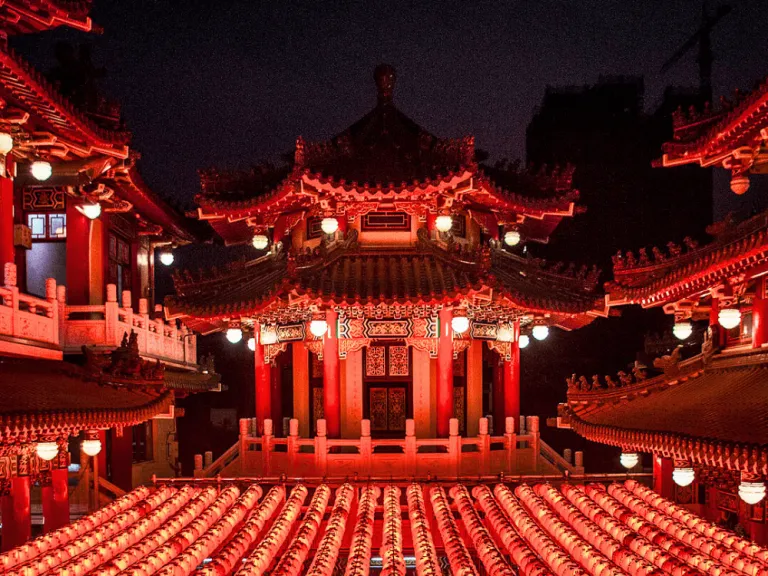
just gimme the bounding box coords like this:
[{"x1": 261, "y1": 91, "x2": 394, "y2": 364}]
[{"x1": 0, "y1": 1, "x2": 93, "y2": 34}]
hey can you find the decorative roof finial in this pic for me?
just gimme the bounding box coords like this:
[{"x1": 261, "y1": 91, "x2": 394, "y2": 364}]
[{"x1": 374, "y1": 63, "x2": 396, "y2": 104}]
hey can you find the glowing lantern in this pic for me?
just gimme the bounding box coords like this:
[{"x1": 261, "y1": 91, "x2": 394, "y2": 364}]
[
  {"x1": 673, "y1": 320, "x2": 692, "y2": 340},
  {"x1": 532, "y1": 324, "x2": 549, "y2": 341},
  {"x1": 82, "y1": 438, "x2": 102, "y2": 457},
  {"x1": 261, "y1": 325, "x2": 278, "y2": 345},
  {"x1": 320, "y1": 217, "x2": 339, "y2": 235},
  {"x1": 31, "y1": 160, "x2": 52, "y2": 181},
  {"x1": 76, "y1": 202, "x2": 102, "y2": 220},
  {"x1": 718, "y1": 307, "x2": 741, "y2": 329},
  {"x1": 496, "y1": 325, "x2": 513, "y2": 342},
  {"x1": 0, "y1": 132, "x2": 13, "y2": 155},
  {"x1": 310, "y1": 318, "x2": 328, "y2": 337},
  {"x1": 435, "y1": 214, "x2": 453, "y2": 233},
  {"x1": 159, "y1": 249, "x2": 174, "y2": 266},
  {"x1": 673, "y1": 466, "x2": 695, "y2": 487},
  {"x1": 620, "y1": 452, "x2": 639, "y2": 469},
  {"x1": 518, "y1": 334, "x2": 530, "y2": 349},
  {"x1": 739, "y1": 481, "x2": 766, "y2": 505},
  {"x1": 451, "y1": 315, "x2": 469, "y2": 334},
  {"x1": 504, "y1": 230, "x2": 521, "y2": 246},
  {"x1": 251, "y1": 234, "x2": 269, "y2": 250},
  {"x1": 226, "y1": 327, "x2": 243, "y2": 344},
  {"x1": 247, "y1": 337, "x2": 255, "y2": 351},
  {"x1": 36, "y1": 441, "x2": 58, "y2": 461},
  {"x1": 730, "y1": 174, "x2": 750, "y2": 195}
]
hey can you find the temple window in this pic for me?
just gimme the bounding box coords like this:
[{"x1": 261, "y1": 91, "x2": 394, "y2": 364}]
[
  {"x1": 132, "y1": 421, "x2": 153, "y2": 463},
  {"x1": 25, "y1": 211, "x2": 67, "y2": 297},
  {"x1": 108, "y1": 232, "x2": 132, "y2": 299}
]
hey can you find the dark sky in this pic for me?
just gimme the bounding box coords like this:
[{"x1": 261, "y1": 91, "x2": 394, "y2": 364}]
[{"x1": 14, "y1": 0, "x2": 766, "y2": 205}]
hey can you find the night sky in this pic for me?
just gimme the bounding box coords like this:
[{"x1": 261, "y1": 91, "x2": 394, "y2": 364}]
[{"x1": 13, "y1": 0, "x2": 767, "y2": 206}]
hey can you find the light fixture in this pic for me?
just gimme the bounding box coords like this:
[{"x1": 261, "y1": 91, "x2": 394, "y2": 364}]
[
  {"x1": 451, "y1": 315, "x2": 470, "y2": 334},
  {"x1": 730, "y1": 174, "x2": 750, "y2": 196},
  {"x1": 309, "y1": 318, "x2": 328, "y2": 338},
  {"x1": 261, "y1": 325, "x2": 278, "y2": 345},
  {"x1": 30, "y1": 160, "x2": 52, "y2": 181},
  {"x1": 321, "y1": 217, "x2": 339, "y2": 235},
  {"x1": 0, "y1": 132, "x2": 13, "y2": 155},
  {"x1": 225, "y1": 327, "x2": 243, "y2": 344},
  {"x1": 496, "y1": 325, "x2": 513, "y2": 342},
  {"x1": 718, "y1": 307, "x2": 741, "y2": 330},
  {"x1": 159, "y1": 249, "x2": 174, "y2": 266},
  {"x1": 251, "y1": 234, "x2": 269, "y2": 250},
  {"x1": 518, "y1": 334, "x2": 530, "y2": 349},
  {"x1": 532, "y1": 324, "x2": 549, "y2": 341},
  {"x1": 673, "y1": 320, "x2": 692, "y2": 340},
  {"x1": 672, "y1": 466, "x2": 695, "y2": 487},
  {"x1": 620, "y1": 452, "x2": 639, "y2": 469},
  {"x1": 435, "y1": 215, "x2": 453, "y2": 233},
  {"x1": 82, "y1": 438, "x2": 102, "y2": 457},
  {"x1": 247, "y1": 337, "x2": 255, "y2": 352},
  {"x1": 36, "y1": 441, "x2": 58, "y2": 461},
  {"x1": 76, "y1": 202, "x2": 102, "y2": 220},
  {"x1": 739, "y1": 481, "x2": 766, "y2": 505},
  {"x1": 504, "y1": 230, "x2": 521, "y2": 246}
]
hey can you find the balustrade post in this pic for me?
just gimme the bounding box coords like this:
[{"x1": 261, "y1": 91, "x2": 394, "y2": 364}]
[
  {"x1": 448, "y1": 418, "x2": 460, "y2": 476},
  {"x1": 530, "y1": 415, "x2": 540, "y2": 471},
  {"x1": 563, "y1": 448, "x2": 573, "y2": 464},
  {"x1": 105, "y1": 284, "x2": 119, "y2": 346},
  {"x1": 4, "y1": 262, "x2": 18, "y2": 337},
  {"x1": 574, "y1": 450, "x2": 584, "y2": 475},
  {"x1": 204, "y1": 450, "x2": 213, "y2": 468},
  {"x1": 288, "y1": 418, "x2": 299, "y2": 471},
  {"x1": 478, "y1": 417, "x2": 490, "y2": 475},
  {"x1": 504, "y1": 417, "x2": 517, "y2": 473},
  {"x1": 360, "y1": 419, "x2": 372, "y2": 476},
  {"x1": 239, "y1": 418, "x2": 249, "y2": 474},
  {"x1": 193, "y1": 454, "x2": 203, "y2": 478},
  {"x1": 519, "y1": 415, "x2": 526, "y2": 435},
  {"x1": 45, "y1": 278, "x2": 59, "y2": 345},
  {"x1": 262, "y1": 419, "x2": 273, "y2": 475},
  {"x1": 315, "y1": 419, "x2": 328, "y2": 476},
  {"x1": 405, "y1": 419, "x2": 416, "y2": 476}
]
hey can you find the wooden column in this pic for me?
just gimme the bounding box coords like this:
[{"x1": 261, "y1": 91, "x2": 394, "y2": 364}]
[
  {"x1": 42, "y1": 466, "x2": 69, "y2": 533},
  {"x1": 466, "y1": 339, "x2": 483, "y2": 437},
  {"x1": 0, "y1": 171, "x2": 13, "y2": 267},
  {"x1": 653, "y1": 455, "x2": 675, "y2": 501},
  {"x1": 437, "y1": 307, "x2": 454, "y2": 438},
  {"x1": 323, "y1": 309, "x2": 341, "y2": 438},
  {"x1": 504, "y1": 320, "x2": 521, "y2": 426},
  {"x1": 492, "y1": 355, "x2": 504, "y2": 435},
  {"x1": 292, "y1": 343, "x2": 310, "y2": 437},
  {"x1": 271, "y1": 352, "x2": 283, "y2": 433},
  {"x1": 1, "y1": 475, "x2": 31, "y2": 551},
  {"x1": 753, "y1": 277, "x2": 768, "y2": 348},
  {"x1": 254, "y1": 329, "x2": 271, "y2": 435},
  {"x1": 110, "y1": 427, "x2": 133, "y2": 492}
]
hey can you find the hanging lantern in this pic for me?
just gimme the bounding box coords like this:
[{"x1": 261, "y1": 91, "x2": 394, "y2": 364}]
[
  {"x1": 0, "y1": 132, "x2": 13, "y2": 155},
  {"x1": 309, "y1": 318, "x2": 328, "y2": 338},
  {"x1": 518, "y1": 334, "x2": 530, "y2": 349},
  {"x1": 504, "y1": 230, "x2": 521, "y2": 246},
  {"x1": 36, "y1": 441, "x2": 58, "y2": 461},
  {"x1": 320, "y1": 217, "x2": 339, "y2": 235},
  {"x1": 496, "y1": 324, "x2": 513, "y2": 342},
  {"x1": 251, "y1": 234, "x2": 269, "y2": 250},
  {"x1": 247, "y1": 337, "x2": 255, "y2": 351},
  {"x1": 620, "y1": 452, "x2": 639, "y2": 469},
  {"x1": 30, "y1": 160, "x2": 52, "y2": 181},
  {"x1": 82, "y1": 437, "x2": 102, "y2": 457},
  {"x1": 673, "y1": 320, "x2": 692, "y2": 340},
  {"x1": 159, "y1": 249, "x2": 174, "y2": 266},
  {"x1": 435, "y1": 214, "x2": 453, "y2": 233},
  {"x1": 673, "y1": 466, "x2": 695, "y2": 487},
  {"x1": 261, "y1": 325, "x2": 278, "y2": 345},
  {"x1": 718, "y1": 307, "x2": 741, "y2": 330},
  {"x1": 76, "y1": 202, "x2": 101, "y2": 220},
  {"x1": 451, "y1": 315, "x2": 469, "y2": 334},
  {"x1": 225, "y1": 327, "x2": 243, "y2": 344},
  {"x1": 532, "y1": 324, "x2": 549, "y2": 341},
  {"x1": 739, "y1": 481, "x2": 766, "y2": 505}
]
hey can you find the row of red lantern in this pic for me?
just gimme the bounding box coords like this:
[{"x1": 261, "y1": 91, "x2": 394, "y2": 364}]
[
  {"x1": 306, "y1": 484, "x2": 355, "y2": 576},
  {"x1": 199, "y1": 485, "x2": 286, "y2": 576},
  {"x1": 607, "y1": 484, "x2": 763, "y2": 576},
  {"x1": 625, "y1": 480, "x2": 768, "y2": 565},
  {"x1": 472, "y1": 485, "x2": 553, "y2": 576},
  {"x1": 60, "y1": 485, "x2": 198, "y2": 576},
  {"x1": 156, "y1": 485, "x2": 263, "y2": 576},
  {"x1": 406, "y1": 484, "x2": 441, "y2": 576},
  {"x1": 0, "y1": 485, "x2": 152, "y2": 573},
  {"x1": 494, "y1": 483, "x2": 588, "y2": 576},
  {"x1": 236, "y1": 485, "x2": 308, "y2": 576},
  {"x1": 381, "y1": 485, "x2": 406, "y2": 576},
  {"x1": 514, "y1": 484, "x2": 626, "y2": 576},
  {"x1": 562, "y1": 484, "x2": 699, "y2": 576},
  {"x1": 451, "y1": 484, "x2": 516, "y2": 576},
  {"x1": 344, "y1": 486, "x2": 380, "y2": 576},
  {"x1": 585, "y1": 484, "x2": 741, "y2": 576},
  {"x1": 535, "y1": 484, "x2": 662, "y2": 576},
  {"x1": 9, "y1": 486, "x2": 177, "y2": 576},
  {"x1": 271, "y1": 485, "x2": 331, "y2": 576},
  {"x1": 430, "y1": 486, "x2": 480, "y2": 576}
]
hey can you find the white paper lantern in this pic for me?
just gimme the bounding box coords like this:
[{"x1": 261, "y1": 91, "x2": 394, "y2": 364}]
[
  {"x1": 30, "y1": 160, "x2": 52, "y2": 181},
  {"x1": 251, "y1": 234, "x2": 269, "y2": 250},
  {"x1": 77, "y1": 202, "x2": 102, "y2": 220},
  {"x1": 673, "y1": 466, "x2": 695, "y2": 487},
  {"x1": 310, "y1": 319, "x2": 328, "y2": 337},
  {"x1": 82, "y1": 438, "x2": 102, "y2": 457},
  {"x1": 673, "y1": 320, "x2": 692, "y2": 340},
  {"x1": 518, "y1": 334, "x2": 530, "y2": 349},
  {"x1": 739, "y1": 481, "x2": 766, "y2": 505},
  {"x1": 504, "y1": 230, "x2": 521, "y2": 246},
  {"x1": 159, "y1": 250, "x2": 174, "y2": 266},
  {"x1": 718, "y1": 308, "x2": 741, "y2": 330},
  {"x1": 532, "y1": 325, "x2": 549, "y2": 341},
  {"x1": 226, "y1": 327, "x2": 243, "y2": 344},
  {"x1": 247, "y1": 337, "x2": 255, "y2": 351},
  {"x1": 321, "y1": 217, "x2": 339, "y2": 235},
  {"x1": 451, "y1": 316, "x2": 469, "y2": 334},
  {"x1": 0, "y1": 132, "x2": 13, "y2": 155},
  {"x1": 36, "y1": 441, "x2": 58, "y2": 461},
  {"x1": 435, "y1": 215, "x2": 453, "y2": 233},
  {"x1": 620, "y1": 452, "x2": 639, "y2": 469}
]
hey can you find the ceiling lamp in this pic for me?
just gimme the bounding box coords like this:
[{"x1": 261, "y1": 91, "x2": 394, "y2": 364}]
[
  {"x1": 730, "y1": 174, "x2": 750, "y2": 195},
  {"x1": 504, "y1": 230, "x2": 521, "y2": 247},
  {"x1": 739, "y1": 481, "x2": 766, "y2": 505},
  {"x1": 261, "y1": 325, "x2": 278, "y2": 345},
  {"x1": 76, "y1": 202, "x2": 102, "y2": 220},
  {"x1": 251, "y1": 234, "x2": 269, "y2": 250},
  {"x1": 718, "y1": 307, "x2": 741, "y2": 330},
  {"x1": 30, "y1": 160, "x2": 52, "y2": 181},
  {"x1": 620, "y1": 452, "x2": 639, "y2": 469},
  {"x1": 247, "y1": 337, "x2": 255, "y2": 352},
  {"x1": 672, "y1": 465, "x2": 695, "y2": 487},
  {"x1": 435, "y1": 215, "x2": 453, "y2": 233},
  {"x1": 451, "y1": 315, "x2": 470, "y2": 334},
  {"x1": 518, "y1": 334, "x2": 530, "y2": 349},
  {"x1": 82, "y1": 438, "x2": 102, "y2": 457},
  {"x1": 0, "y1": 132, "x2": 13, "y2": 155},
  {"x1": 321, "y1": 217, "x2": 339, "y2": 235},
  {"x1": 496, "y1": 324, "x2": 513, "y2": 342},
  {"x1": 532, "y1": 324, "x2": 549, "y2": 341},
  {"x1": 225, "y1": 327, "x2": 243, "y2": 344},
  {"x1": 310, "y1": 318, "x2": 328, "y2": 338},
  {"x1": 159, "y1": 249, "x2": 174, "y2": 266},
  {"x1": 673, "y1": 320, "x2": 692, "y2": 340},
  {"x1": 36, "y1": 441, "x2": 58, "y2": 461}
]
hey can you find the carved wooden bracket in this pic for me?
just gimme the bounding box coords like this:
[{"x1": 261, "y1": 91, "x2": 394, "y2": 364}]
[
  {"x1": 487, "y1": 340, "x2": 511, "y2": 361},
  {"x1": 304, "y1": 339, "x2": 324, "y2": 360},
  {"x1": 405, "y1": 337, "x2": 438, "y2": 358},
  {"x1": 265, "y1": 343, "x2": 288, "y2": 364},
  {"x1": 338, "y1": 338, "x2": 371, "y2": 359}
]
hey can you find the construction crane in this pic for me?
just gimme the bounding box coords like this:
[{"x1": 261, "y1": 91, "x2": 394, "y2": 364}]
[{"x1": 660, "y1": 2, "x2": 732, "y2": 102}]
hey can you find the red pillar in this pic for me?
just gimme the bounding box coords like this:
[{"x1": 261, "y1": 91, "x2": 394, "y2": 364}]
[
  {"x1": 503, "y1": 320, "x2": 521, "y2": 425},
  {"x1": 65, "y1": 201, "x2": 91, "y2": 305},
  {"x1": 437, "y1": 307, "x2": 454, "y2": 438},
  {"x1": 42, "y1": 468, "x2": 69, "y2": 533},
  {"x1": 110, "y1": 428, "x2": 133, "y2": 493},
  {"x1": 271, "y1": 352, "x2": 283, "y2": 434},
  {"x1": 323, "y1": 309, "x2": 341, "y2": 438},
  {"x1": 1, "y1": 475, "x2": 31, "y2": 551},
  {"x1": 753, "y1": 277, "x2": 768, "y2": 348},
  {"x1": 336, "y1": 216, "x2": 348, "y2": 236},
  {"x1": 254, "y1": 330, "x2": 271, "y2": 435},
  {"x1": 492, "y1": 356, "x2": 504, "y2": 435},
  {"x1": 0, "y1": 173, "x2": 13, "y2": 267},
  {"x1": 653, "y1": 455, "x2": 675, "y2": 501}
]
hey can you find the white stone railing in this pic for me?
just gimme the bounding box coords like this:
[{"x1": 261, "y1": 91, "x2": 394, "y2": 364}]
[
  {"x1": 195, "y1": 415, "x2": 585, "y2": 480},
  {"x1": 0, "y1": 263, "x2": 59, "y2": 350}
]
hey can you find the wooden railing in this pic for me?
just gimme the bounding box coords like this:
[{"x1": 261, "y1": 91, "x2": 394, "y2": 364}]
[
  {"x1": 0, "y1": 263, "x2": 59, "y2": 351},
  {"x1": 195, "y1": 415, "x2": 586, "y2": 480}
]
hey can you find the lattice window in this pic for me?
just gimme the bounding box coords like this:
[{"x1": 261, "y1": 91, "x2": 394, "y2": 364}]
[
  {"x1": 365, "y1": 346, "x2": 386, "y2": 377},
  {"x1": 452, "y1": 215, "x2": 466, "y2": 238},
  {"x1": 307, "y1": 217, "x2": 324, "y2": 240},
  {"x1": 27, "y1": 212, "x2": 66, "y2": 240},
  {"x1": 23, "y1": 187, "x2": 65, "y2": 210},
  {"x1": 389, "y1": 345, "x2": 409, "y2": 376},
  {"x1": 361, "y1": 211, "x2": 411, "y2": 231},
  {"x1": 453, "y1": 387, "x2": 466, "y2": 434}
]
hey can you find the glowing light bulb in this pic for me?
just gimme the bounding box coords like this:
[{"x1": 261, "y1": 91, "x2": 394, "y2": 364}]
[
  {"x1": 251, "y1": 234, "x2": 269, "y2": 250},
  {"x1": 260, "y1": 325, "x2": 278, "y2": 345},
  {"x1": 310, "y1": 319, "x2": 328, "y2": 337},
  {"x1": 36, "y1": 441, "x2": 58, "y2": 461},
  {"x1": 532, "y1": 325, "x2": 549, "y2": 341},
  {"x1": 82, "y1": 439, "x2": 102, "y2": 457},
  {"x1": 0, "y1": 132, "x2": 13, "y2": 155},
  {"x1": 504, "y1": 230, "x2": 521, "y2": 246},
  {"x1": 247, "y1": 337, "x2": 255, "y2": 351},
  {"x1": 226, "y1": 328, "x2": 243, "y2": 344},
  {"x1": 620, "y1": 452, "x2": 639, "y2": 469},
  {"x1": 518, "y1": 334, "x2": 530, "y2": 349},
  {"x1": 451, "y1": 316, "x2": 469, "y2": 334},
  {"x1": 496, "y1": 325, "x2": 513, "y2": 342},
  {"x1": 739, "y1": 481, "x2": 766, "y2": 505},
  {"x1": 718, "y1": 308, "x2": 741, "y2": 330},
  {"x1": 77, "y1": 202, "x2": 101, "y2": 220},
  {"x1": 673, "y1": 466, "x2": 695, "y2": 487},
  {"x1": 673, "y1": 320, "x2": 692, "y2": 340},
  {"x1": 435, "y1": 215, "x2": 453, "y2": 233},
  {"x1": 320, "y1": 217, "x2": 339, "y2": 235},
  {"x1": 159, "y1": 250, "x2": 174, "y2": 266},
  {"x1": 30, "y1": 160, "x2": 52, "y2": 181}
]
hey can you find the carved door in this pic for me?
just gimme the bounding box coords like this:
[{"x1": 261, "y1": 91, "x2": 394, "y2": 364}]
[{"x1": 363, "y1": 343, "x2": 411, "y2": 437}]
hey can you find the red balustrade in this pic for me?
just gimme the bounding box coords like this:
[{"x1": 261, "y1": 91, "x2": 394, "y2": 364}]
[
  {"x1": 451, "y1": 484, "x2": 516, "y2": 576},
  {"x1": 381, "y1": 486, "x2": 406, "y2": 576},
  {"x1": 430, "y1": 486, "x2": 480, "y2": 576},
  {"x1": 305, "y1": 484, "x2": 355, "y2": 576},
  {"x1": 344, "y1": 486, "x2": 380, "y2": 576},
  {"x1": 407, "y1": 484, "x2": 441, "y2": 576}
]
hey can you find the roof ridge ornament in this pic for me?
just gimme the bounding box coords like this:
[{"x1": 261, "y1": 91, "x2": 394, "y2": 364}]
[{"x1": 374, "y1": 63, "x2": 396, "y2": 104}]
